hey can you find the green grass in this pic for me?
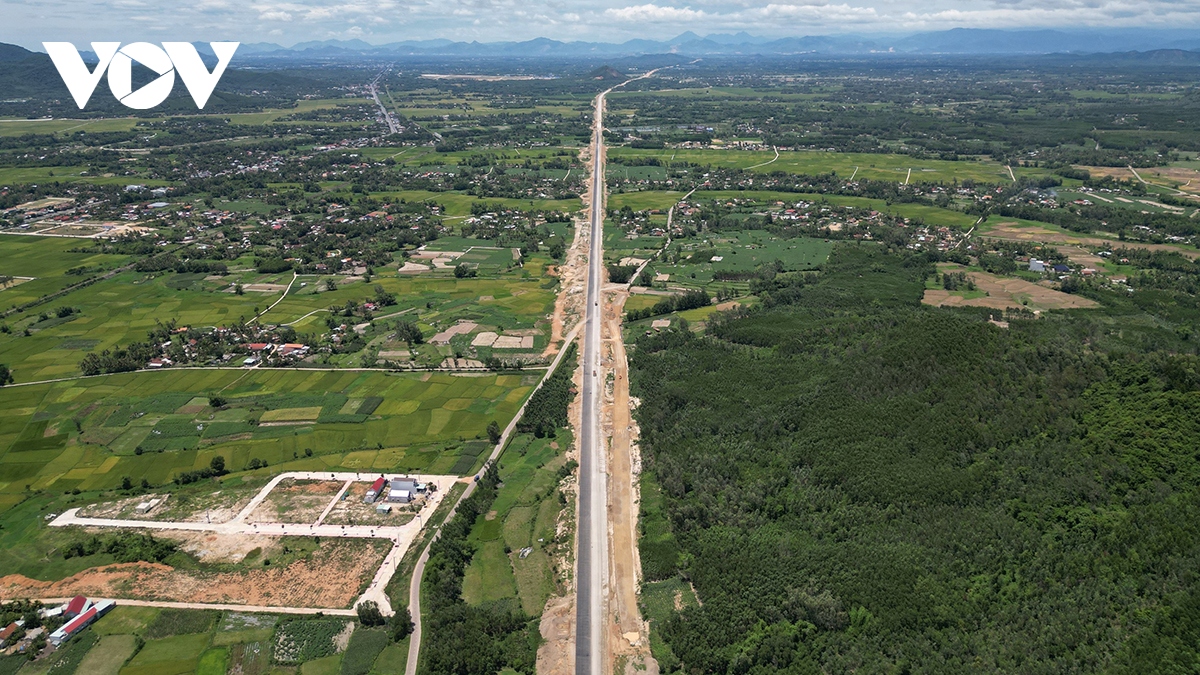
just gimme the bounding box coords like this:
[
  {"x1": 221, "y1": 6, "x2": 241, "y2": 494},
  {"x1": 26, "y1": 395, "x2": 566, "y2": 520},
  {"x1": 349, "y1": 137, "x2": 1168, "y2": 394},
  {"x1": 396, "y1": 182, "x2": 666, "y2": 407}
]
[
  {"x1": 640, "y1": 230, "x2": 834, "y2": 291},
  {"x1": 370, "y1": 638, "x2": 409, "y2": 675},
  {"x1": 119, "y1": 632, "x2": 210, "y2": 675},
  {"x1": 0, "y1": 235, "x2": 131, "y2": 310},
  {"x1": 143, "y1": 609, "x2": 219, "y2": 638},
  {"x1": 196, "y1": 648, "x2": 229, "y2": 675},
  {"x1": 93, "y1": 606, "x2": 160, "y2": 636},
  {"x1": 0, "y1": 118, "x2": 141, "y2": 136},
  {"x1": 76, "y1": 634, "x2": 140, "y2": 675},
  {"x1": 338, "y1": 628, "x2": 388, "y2": 675},
  {"x1": 301, "y1": 653, "x2": 343, "y2": 675}
]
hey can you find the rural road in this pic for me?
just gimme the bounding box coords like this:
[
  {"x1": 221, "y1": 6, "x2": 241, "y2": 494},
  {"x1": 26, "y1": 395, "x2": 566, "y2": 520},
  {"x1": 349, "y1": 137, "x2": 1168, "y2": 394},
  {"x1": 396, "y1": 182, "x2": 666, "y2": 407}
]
[{"x1": 576, "y1": 66, "x2": 664, "y2": 675}]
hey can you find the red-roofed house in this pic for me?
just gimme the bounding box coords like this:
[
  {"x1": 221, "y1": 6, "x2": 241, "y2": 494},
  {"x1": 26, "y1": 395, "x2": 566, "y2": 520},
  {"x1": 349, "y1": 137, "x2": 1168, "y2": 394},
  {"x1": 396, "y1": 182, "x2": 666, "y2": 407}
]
[
  {"x1": 365, "y1": 477, "x2": 387, "y2": 503},
  {"x1": 64, "y1": 595, "x2": 89, "y2": 618}
]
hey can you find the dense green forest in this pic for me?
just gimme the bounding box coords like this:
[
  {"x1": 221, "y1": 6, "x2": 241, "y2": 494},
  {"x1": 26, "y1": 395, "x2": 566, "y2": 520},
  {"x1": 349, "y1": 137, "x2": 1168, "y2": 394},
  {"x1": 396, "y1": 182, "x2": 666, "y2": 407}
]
[{"x1": 631, "y1": 245, "x2": 1200, "y2": 673}]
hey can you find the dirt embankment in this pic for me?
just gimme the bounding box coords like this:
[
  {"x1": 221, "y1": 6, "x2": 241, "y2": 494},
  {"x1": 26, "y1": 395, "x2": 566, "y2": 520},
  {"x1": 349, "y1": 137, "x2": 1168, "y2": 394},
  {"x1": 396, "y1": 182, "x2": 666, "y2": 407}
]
[
  {"x1": 0, "y1": 539, "x2": 389, "y2": 609},
  {"x1": 602, "y1": 290, "x2": 658, "y2": 675}
]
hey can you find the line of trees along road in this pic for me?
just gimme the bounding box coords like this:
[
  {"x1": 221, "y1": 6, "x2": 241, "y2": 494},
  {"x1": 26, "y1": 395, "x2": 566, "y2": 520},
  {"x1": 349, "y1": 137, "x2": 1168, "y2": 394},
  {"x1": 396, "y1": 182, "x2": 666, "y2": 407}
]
[{"x1": 630, "y1": 244, "x2": 1200, "y2": 673}]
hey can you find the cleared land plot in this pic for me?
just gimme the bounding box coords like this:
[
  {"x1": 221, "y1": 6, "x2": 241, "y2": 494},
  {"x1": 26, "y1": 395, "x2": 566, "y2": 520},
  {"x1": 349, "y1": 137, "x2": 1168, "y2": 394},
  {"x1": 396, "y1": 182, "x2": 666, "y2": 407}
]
[
  {"x1": 0, "y1": 537, "x2": 390, "y2": 608},
  {"x1": 644, "y1": 231, "x2": 834, "y2": 289},
  {"x1": 246, "y1": 478, "x2": 343, "y2": 524},
  {"x1": 923, "y1": 264, "x2": 1100, "y2": 311},
  {"x1": 0, "y1": 235, "x2": 131, "y2": 309},
  {"x1": 76, "y1": 633, "x2": 140, "y2": 675}
]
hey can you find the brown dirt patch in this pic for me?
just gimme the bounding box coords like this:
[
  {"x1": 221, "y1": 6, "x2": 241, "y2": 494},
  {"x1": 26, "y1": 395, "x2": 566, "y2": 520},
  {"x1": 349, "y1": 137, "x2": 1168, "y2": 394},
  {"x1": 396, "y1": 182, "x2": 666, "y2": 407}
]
[
  {"x1": 923, "y1": 267, "x2": 1099, "y2": 311},
  {"x1": 246, "y1": 479, "x2": 343, "y2": 524},
  {"x1": 0, "y1": 538, "x2": 389, "y2": 609},
  {"x1": 537, "y1": 594, "x2": 575, "y2": 675}
]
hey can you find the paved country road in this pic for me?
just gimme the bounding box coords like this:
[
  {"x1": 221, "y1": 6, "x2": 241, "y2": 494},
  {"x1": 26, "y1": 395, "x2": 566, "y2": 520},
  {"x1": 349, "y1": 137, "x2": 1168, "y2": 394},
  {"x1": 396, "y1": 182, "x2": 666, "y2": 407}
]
[{"x1": 576, "y1": 66, "x2": 665, "y2": 675}]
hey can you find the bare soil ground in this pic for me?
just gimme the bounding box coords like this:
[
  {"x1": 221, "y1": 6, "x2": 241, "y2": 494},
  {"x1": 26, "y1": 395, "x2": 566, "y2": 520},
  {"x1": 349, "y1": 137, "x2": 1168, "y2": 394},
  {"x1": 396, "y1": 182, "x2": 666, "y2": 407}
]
[
  {"x1": 537, "y1": 594, "x2": 575, "y2": 675},
  {"x1": 984, "y1": 220, "x2": 1200, "y2": 259},
  {"x1": 246, "y1": 479, "x2": 344, "y2": 525},
  {"x1": 0, "y1": 538, "x2": 389, "y2": 609},
  {"x1": 79, "y1": 482, "x2": 264, "y2": 524},
  {"x1": 322, "y1": 482, "x2": 419, "y2": 526},
  {"x1": 601, "y1": 290, "x2": 657, "y2": 675},
  {"x1": 924, "y1": 265, "x2": 1099, "y2": 311}
]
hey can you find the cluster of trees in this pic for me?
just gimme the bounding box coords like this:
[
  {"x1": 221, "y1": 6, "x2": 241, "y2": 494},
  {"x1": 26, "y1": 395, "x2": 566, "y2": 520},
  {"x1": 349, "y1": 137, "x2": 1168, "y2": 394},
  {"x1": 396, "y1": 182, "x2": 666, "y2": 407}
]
[
  {"x1": 630, "y1": 244, "x2": 1200, "y2": 672},
  {"x1": 996, "y1": 202, "x2": 1199, "y2": 239},
  {"x1": 626, "y1": 289, "x2": 711, "y2": 322},
  {"x1": 134, "y1": 254, "x2": 228, "y2": 275},
  {"x1": 941, "y1": 270, "x2": 976, "y2": 291},
  {"x1": 255, "y1": 257, "x2": 294, "y2": 274},
  {"x1": 79, "y1": 340, "x2": 160, "y2": 375},
  {"x1": 421, "y1": 464, "x2": 539, "y2": 674},
  {"x1": 173, "y1": 456, "x2": 228, "y2": 485},
  {"x1": 516, "y1": 344, "x2": 576, "y2": 438},
  {"x1": 394, "y1": 320, "x2": 424, "y2": 345},
  {"x1": 606, "y1": 263, "x2": 638, "y2": 284},
  {"x1": 0, "y1": 363, "x2": 11, "y2": 386},
  {"x1": 62, "y1": 532, "x2": 178, "y2": 563}
]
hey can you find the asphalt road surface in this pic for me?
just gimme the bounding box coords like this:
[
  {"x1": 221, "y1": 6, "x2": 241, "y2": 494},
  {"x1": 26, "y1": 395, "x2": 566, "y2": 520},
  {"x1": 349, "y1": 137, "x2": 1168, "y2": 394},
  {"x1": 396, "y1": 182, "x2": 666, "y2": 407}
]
[{"x1": 575, "y1": 88, "x2": 608, "y2": 675}]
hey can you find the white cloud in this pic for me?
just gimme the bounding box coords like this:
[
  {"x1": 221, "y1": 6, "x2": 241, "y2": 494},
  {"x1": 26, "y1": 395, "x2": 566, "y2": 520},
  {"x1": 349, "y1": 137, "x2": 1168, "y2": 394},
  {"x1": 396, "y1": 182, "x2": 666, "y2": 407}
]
[{"x1": 604, "y1": 4, "x2": 707, "y2": 22}]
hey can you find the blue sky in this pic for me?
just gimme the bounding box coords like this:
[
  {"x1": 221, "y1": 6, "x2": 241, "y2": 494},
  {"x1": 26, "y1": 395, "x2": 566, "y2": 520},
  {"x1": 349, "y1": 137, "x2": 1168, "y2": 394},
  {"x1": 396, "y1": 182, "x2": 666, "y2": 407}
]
[{"x1": 4, "y1": 0, "x2": 1200, "y2": 48}]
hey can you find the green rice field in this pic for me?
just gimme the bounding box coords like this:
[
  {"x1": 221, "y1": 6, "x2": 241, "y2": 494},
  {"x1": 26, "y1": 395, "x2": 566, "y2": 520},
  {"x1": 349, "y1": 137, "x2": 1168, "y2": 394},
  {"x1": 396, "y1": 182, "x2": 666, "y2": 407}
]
[{"x1": 0, "y1": 368, "x2": 537, "y2": 512}]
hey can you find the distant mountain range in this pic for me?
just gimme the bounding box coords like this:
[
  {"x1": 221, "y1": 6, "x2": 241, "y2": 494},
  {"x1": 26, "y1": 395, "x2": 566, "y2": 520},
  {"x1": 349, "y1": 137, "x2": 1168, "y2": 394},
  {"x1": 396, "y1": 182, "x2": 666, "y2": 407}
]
[
  {"x1": 208, "y1": 28, "x2": 1200, "y2": 60},
  {"x1": 4, "y1": 28, "x2": 1200, "y2": 70}
]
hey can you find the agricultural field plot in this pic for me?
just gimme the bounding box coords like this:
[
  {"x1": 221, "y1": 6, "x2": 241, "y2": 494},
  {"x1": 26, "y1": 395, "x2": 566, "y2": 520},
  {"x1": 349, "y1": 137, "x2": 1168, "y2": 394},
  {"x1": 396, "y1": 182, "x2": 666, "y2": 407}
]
[
  {"x1": 978, "y1": 216, "x2": 1200, "y2": 259},
  {"x1": 0, "y1": 368, "x2": 533, "y2": 512},
  {"x1": 371, "y1": 189, "x2": 582, "y2": 217},
  {"x1": 641, "y1": 230, "x2": 834, "y2": 290},
  {"x1": 0, "y1": 236, "x2": 132, "y2": 311},
  {"x1": 0, "y1": 117, "x2": 141, "y2": 137},
  {"x1": 461, "y1": 432, "x2": 570, "y2": 615},
  {"x1": 607, "y1": 147, "x2": 1039, "y2": 184},
  {"x1": 923, "y1": 263, "x2": 1101, "y2": 311},
  {"x1": 0, "y1": 601, "x2": 407, "y2": 675}
]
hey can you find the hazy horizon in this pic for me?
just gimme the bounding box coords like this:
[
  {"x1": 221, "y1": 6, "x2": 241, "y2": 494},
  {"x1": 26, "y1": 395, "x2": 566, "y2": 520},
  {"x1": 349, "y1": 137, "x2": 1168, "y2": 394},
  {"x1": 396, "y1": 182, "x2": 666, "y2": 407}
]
[{"x1": 4, "y1": 0, "x2": 1200, "y2": 52}]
